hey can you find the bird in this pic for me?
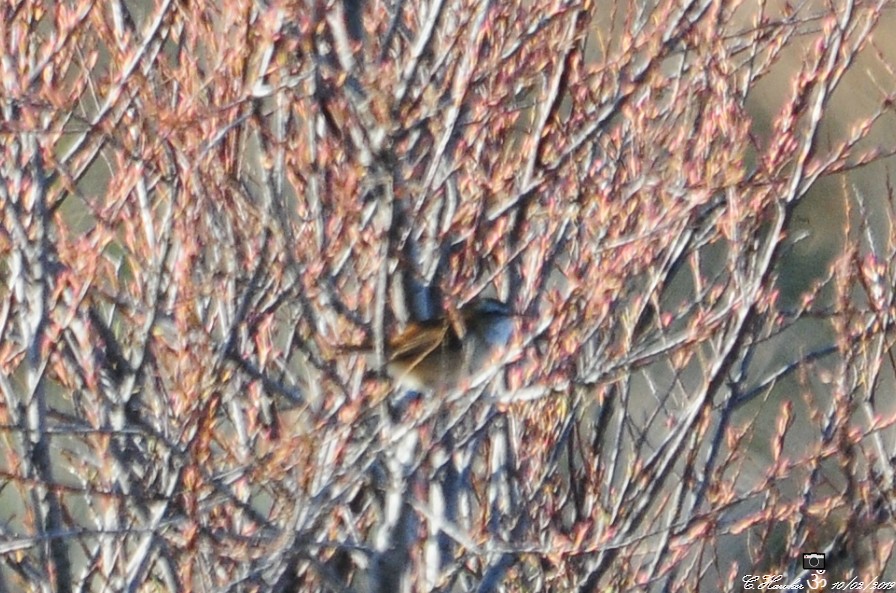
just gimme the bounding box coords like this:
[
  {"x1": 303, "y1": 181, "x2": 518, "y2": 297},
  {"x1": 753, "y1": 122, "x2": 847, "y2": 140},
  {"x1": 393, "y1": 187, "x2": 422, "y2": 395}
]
[{"x1": 348, "y1": 297, "x2": 517, "y2": 391}]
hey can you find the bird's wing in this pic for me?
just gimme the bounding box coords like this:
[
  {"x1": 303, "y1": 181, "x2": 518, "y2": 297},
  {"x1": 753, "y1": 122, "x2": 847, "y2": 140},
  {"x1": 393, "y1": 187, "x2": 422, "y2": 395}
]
[{"x1": 388, "y1": 322, "x2": 449, "y2": 363}]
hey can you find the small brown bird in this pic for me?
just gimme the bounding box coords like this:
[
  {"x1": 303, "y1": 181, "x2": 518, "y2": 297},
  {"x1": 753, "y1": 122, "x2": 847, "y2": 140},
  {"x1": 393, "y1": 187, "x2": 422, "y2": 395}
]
[
  {"x1": 387, "y1": 297, "x2": 516, "y2": 390},
  {"x1": 346, "y1": 298, "x2": 517, "y2": 391}
]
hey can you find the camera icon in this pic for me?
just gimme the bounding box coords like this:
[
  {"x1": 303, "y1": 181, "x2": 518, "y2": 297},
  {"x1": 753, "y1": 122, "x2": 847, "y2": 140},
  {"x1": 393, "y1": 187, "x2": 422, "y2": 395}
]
[{"x1": 802, "y1": 553, "x2": 825, "y2": 570}]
